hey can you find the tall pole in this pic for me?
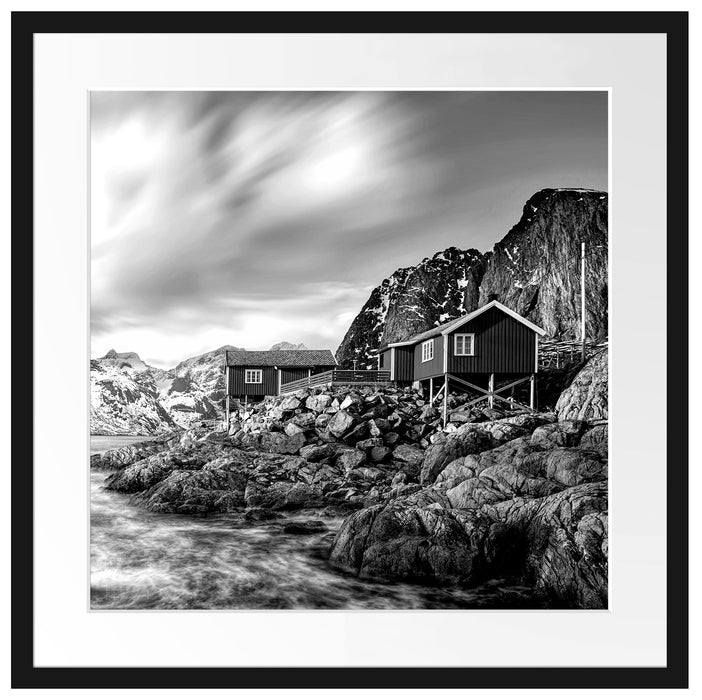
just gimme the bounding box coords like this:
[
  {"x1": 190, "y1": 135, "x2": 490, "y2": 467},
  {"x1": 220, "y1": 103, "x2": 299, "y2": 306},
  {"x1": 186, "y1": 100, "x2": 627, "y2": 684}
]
[{"x1": 581, "y1": 240, "x2": 586, "y2": 362}]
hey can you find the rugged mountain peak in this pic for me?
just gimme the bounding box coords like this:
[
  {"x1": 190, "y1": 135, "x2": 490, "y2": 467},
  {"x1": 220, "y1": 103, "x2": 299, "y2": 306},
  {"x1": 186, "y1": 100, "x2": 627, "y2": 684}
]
[
  {"x1": 478, "y1": 188, "x2": 608, "y2": 339},
  {"x1": 335, "y1": 246, "x2": 487, "y2": 368},
  {"x1": 270, "y1": 341, "x2": 309, "y2": 351},
  {"x1": 336, "y1": 188, "x2": 608, "y2": 369}
]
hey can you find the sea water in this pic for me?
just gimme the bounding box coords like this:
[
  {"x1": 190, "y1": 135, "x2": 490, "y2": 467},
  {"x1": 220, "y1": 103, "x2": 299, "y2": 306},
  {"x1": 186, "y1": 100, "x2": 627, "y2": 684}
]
[{"x1": 90, "y1": 436, "x2": 545, "y2": 610}]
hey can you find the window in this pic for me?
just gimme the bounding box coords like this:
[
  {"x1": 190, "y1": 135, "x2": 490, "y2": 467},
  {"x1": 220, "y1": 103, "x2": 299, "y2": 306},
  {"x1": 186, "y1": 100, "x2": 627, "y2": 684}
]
[
  {"x1": 454, "y1": 333, "x2": 475, "y2": 356},
  {"x1": 245, "y1": 369, "x2": 263, "y2": 384},
  {"x1": 421, "y1": 339, "x2": 434, "y2": 363}
]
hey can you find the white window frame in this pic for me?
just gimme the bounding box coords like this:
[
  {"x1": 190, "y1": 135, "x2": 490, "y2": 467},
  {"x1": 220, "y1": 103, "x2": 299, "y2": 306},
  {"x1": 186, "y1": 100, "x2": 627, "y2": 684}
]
[
  {"x1": 244, "y1": 369, "x2": 263, "y2": 384},
  {"x1": 421, "y1": 339, "x2": 434, "y2": 363},
  {"x1": 454, "y1": 333, "x2": 475, "y2": 356}
]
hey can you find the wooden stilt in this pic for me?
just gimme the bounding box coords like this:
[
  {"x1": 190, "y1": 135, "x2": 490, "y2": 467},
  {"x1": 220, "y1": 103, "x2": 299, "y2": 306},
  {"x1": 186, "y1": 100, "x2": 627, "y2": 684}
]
[
  {"x1": 488, "y1": 373, "x2": 495, "y2": 409},
  {"x1": 529, "y1": 374, "x2": 535, "y2": 410},
  {"x1": 429, "y1": 376, "x2": 434, "y2": 404},
  {"x1": 442, "y1": 373, "x2": 448, "y2": 426}
]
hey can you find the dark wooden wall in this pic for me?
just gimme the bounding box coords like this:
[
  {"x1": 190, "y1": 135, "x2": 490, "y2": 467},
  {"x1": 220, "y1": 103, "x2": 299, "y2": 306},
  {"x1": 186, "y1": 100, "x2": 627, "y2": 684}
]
[
  {"x1": 395, "y1": 346, "x2": 414, "y2": 382},
  {"x1": 281, "y1": 368, "x2": 308, "y2": 386},
  {"x1": 447, "y1": 306, "x2": 536, "y2": 375},
  {"x1": 413, "y1": 335, "x2": 444, "y2": 379},
  {"x1": 228, "y1": 366, "x2": 277, "y2": 397},
  {"x1": 229, "y1": 364, "x2": 338, "y2": 396}
]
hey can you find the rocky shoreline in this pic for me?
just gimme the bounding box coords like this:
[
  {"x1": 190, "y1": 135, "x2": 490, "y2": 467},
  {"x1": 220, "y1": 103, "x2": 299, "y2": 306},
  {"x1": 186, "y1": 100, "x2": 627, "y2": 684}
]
[{"x1": 91, "y1": 351, "x2": 608, "y2": 609}]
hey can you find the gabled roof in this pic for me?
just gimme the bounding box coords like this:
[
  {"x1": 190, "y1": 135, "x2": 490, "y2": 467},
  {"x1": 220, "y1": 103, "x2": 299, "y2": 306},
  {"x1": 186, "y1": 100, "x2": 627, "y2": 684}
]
[
  {"x1": 225, "y1": 349, "x2": 337, "y2": 367},
  {"x1": 378, "y1": 300, "x2": 546, "y2": 351}
]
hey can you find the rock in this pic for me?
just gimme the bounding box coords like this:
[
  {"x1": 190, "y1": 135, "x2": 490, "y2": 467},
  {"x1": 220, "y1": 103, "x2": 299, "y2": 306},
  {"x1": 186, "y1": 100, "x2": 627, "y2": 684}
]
[
  {"x1": 369, "y1": 446, "x2": 391, "y2": 463},
  {"x1": 284, "y1": 423, "x2": 305, "y2": 437},
  {"x1": 278, "y1": 396, "x2": 302, "y2": 412},
  {"x1": 244, "y1": 481, "x2": 323, "y2": 510},
  {"x1": 299, "y1": 443, "x2": 334, "y2": 462},
  {"x1": 90, "y1": 434, "x2": 177, "y2": 471},
  {"x1": 419, "y1": 405, "x2": 439, "y2": 422},
  {"x1": 343, "y1": 422, "x2": 370, "y2": 445},
  {"x1": 336, "y1": 449, "x2": 367, "y2": 472},
  {"x1": 329, "y1": 501, "x2": 491, "y2": 585},
  {"x1": 259, "y1": 431, "x2": 306, "y2": 455},
  {"x1": 291, "y1": 413, "x2": 316, "y2": 430},
  {"x1": 133, "y1": 468, "x2": 246, "y2": 514},
  {"x1": 245, "y1": 507, "x2": 283, "y2": 522},
  {"x1": 391, "y1": 443, "x2": 424, "y2": 466},
  {"x1": 530, "y1": 421, "x2": 587, "y2": 449},
  {"x1": 283, "y1": 520, "x2": 328, "y2": 534},
  {"x1": 579, "y1": 424, "x2": 608, "y2": 458},
  {"x1": 315, "y1": 414, "x2": 331, "y2": 429},
  {"x1": 556, "y1": 350, "x2": 608, "y2": 421},
  {"x1": 305, "y1": 394, "x2": 332, "y2": 412},
  {"x1": 483, "y1": 482, "x2": 608, "y2": 608},
  {"x1": 449, "y1": 411, "x2": 472, "y2": 424},
  {"x1": 327, "y1": 410, "x2": 357, "y2": 438},
  {"x1": 340, "y1": 394, "x2": 362, "y2": 412},
  {"x1": 356, "y1": 437, "x2": 383, "y2": 451},
  {"x1": 419, "y1": 428, "x2": 494, "y2": 484},
  {"x1": 384, "y1": 432, "x2": 401, "y2": 447}
]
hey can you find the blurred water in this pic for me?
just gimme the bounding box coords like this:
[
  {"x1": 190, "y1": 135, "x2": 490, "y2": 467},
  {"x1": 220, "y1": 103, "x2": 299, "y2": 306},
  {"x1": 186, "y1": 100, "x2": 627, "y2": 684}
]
[{"x1": 90, "y1": 437, "x2": 546, "y2": 610}]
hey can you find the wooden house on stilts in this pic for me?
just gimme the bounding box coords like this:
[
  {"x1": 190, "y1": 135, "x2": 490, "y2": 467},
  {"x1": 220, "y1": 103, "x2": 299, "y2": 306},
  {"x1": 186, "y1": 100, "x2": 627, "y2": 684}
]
[{"x1": 376, "y1": 300, "x2": 547, "y2": 423}]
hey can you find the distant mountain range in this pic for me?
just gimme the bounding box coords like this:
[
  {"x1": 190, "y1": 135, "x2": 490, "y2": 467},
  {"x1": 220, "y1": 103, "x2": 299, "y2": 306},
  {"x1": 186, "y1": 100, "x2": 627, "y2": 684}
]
[
  {"x1": 336, "y1": 188, "x2": 608, "y2": 368},
  {"x1": 90, "y1": 342, "x2": 308, "y2": 434}
]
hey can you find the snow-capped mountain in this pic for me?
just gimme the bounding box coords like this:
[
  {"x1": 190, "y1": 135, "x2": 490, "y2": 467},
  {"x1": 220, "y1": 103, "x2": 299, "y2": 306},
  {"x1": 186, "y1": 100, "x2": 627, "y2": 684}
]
[
  {"x1": 90, "y1": 342, "x2": 308, "y2": 434},
  {"x1": 335, "y1": 247, "x2": 485, "y2": 368},
  {"x1": 90, "y1": 358, "x2": 178, "y2": 435},
  {"x1": 336, "y1": 188, "x2": 608, "y2": 368}
]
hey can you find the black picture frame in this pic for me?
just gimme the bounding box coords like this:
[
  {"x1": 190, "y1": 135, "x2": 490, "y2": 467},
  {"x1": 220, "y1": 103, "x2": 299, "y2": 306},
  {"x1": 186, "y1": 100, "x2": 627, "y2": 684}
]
[{"x1": 11, "y1": 10, "x2": 689, "y2": 689}]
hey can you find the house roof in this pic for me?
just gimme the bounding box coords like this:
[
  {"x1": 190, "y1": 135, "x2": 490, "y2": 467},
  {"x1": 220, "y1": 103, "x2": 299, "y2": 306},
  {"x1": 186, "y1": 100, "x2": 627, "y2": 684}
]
[
  {"x1": 225, "y1": 349, "x2": 337, "y2": 367},
  {"x1": 378, "y1": 300, "x2": 547, "y2": 351}
]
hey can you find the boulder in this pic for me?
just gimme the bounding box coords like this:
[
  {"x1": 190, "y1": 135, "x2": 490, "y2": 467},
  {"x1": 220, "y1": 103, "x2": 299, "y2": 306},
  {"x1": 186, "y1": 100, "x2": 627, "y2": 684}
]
[
  {"x1": 343, "y1": 422, "x2": 370, "y2": 445},
  {"x1": 530, "y1": 421, "x2": 587, "y2": 449},
  {"x1": 90, "y1": 433, "x2": 177, "y2": 471},
  {"x1": 391, "y1": 443, "x2": 424, "y2": 466},
  {"x1": 299, "y1": 443, "x2": 334, "y2": 462},
  {"x1": 291, "y1": 413, "x2": 316, "y2": 430},
  {"x1": 579, "y1": 424, "x2": 608, "y2": 458},
  {"x1": 305, "y1": 394, "x2": 332, "y2": 413},
  {"x1": 279, "y1": 396, "x2": 302, "y2": 412},
  {"x1": 329, "y1": 501, "x2": 491, "y2": 585},
  {"x1": 369, "y1": 446, "x2": 391, "y2": 463},
  {"x1": 244, "y1": 507, "x2": 283, "y2": 522},
  {"x1": 284, "y1": 423, "x2": 305, "y2": 437},
  {"x1": 356, "y1": 437, "x2": 384, "y2": 451},
  {"x1": 259, "y1": 431, "x2": 306, "y2": 455},
  {"x1": 133, "y1": 468, "x2": 246, "y2": 514},
  {"x1": 384, "y1": 432, "x2": 401, "y2": 447},
  {"x1": 283, "y1": 520, "x2": 328, "y2": 534},
  {"x1": 336, "y1": 449, "x2": 367, "y2": 472},
  {"x1": 419, "y1": 428, "x2": 494, "y2": 484},
  {"x1": 327, "y1": 410, "x2": 357, "y2": 438},
  {"x1": 483, "y1": 482, "x2": 608, "y2": 608},
  {"x1": 556, "y1": 350, "x2": 608, "y2": 421}
]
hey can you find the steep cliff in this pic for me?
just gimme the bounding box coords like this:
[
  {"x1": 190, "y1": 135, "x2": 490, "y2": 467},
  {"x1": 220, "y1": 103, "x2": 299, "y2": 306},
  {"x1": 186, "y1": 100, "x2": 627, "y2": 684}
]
[
  {"x1": 335, "y1": 247, "x2": 485, "y2": 368},
  {"x1": 336, "y1": 188, "x2": 608, "y2": 368},
  {"x1": 478, "y1": 188, "x2": 608, "y2": 340}
]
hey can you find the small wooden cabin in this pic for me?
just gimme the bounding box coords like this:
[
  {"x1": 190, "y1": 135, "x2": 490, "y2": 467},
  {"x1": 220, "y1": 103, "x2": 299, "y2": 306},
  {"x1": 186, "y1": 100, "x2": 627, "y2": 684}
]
[
  {"x1": 377, "y1": 300, "x2": 546, "y2": 412},
  {"x1": 224, "y1": 349, "x2": 337, "y2": 402}
]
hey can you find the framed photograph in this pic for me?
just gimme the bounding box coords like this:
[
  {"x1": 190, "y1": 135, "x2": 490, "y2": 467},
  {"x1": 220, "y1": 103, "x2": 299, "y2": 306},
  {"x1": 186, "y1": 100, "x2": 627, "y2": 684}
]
[{"x1": 12, "y1": 10, "x2": 688, "y2": 689}]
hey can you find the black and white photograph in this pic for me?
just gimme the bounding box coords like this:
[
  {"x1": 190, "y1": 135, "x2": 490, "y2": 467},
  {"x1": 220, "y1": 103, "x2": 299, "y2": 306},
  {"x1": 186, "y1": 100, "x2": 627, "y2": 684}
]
[{"x1": 88, "y1": 89, "x2": 609, "y2": 610}]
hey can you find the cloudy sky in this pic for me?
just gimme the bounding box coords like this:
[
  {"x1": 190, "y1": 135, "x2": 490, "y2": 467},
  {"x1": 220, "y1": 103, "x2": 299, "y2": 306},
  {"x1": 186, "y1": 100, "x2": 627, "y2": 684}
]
[{"x1": 91, "y1": 91, "x2": 607, "y2": 368}]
